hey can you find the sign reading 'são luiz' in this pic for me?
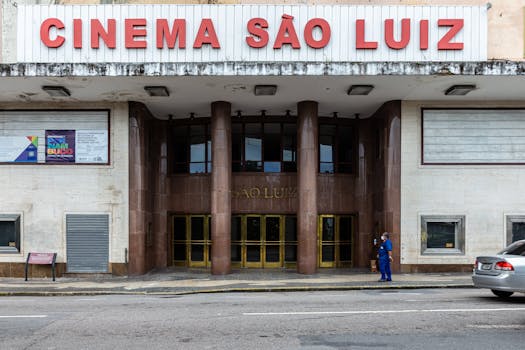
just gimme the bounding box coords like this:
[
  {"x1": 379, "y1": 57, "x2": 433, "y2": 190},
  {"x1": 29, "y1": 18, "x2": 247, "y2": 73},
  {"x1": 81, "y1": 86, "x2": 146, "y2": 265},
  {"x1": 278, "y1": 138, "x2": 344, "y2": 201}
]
[{"x1": 18, "y1": 5, "x2": 487, "y2": 63}]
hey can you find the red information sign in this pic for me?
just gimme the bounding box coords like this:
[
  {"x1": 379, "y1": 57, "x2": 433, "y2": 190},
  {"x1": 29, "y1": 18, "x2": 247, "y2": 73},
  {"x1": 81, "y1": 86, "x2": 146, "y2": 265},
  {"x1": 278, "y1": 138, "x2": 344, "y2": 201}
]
[{"x1": 28, "y1": 252, "x2": 55, "y2": 265}]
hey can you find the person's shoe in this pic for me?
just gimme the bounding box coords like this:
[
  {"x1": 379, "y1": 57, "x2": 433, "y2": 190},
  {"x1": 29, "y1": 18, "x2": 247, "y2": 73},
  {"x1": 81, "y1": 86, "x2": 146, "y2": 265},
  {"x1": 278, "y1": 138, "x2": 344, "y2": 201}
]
[
  {"x1": 378, "y1": 279, "x2": 387, "y2": 282},
  {"x1": 386, "y1": 279, "x2": 392, "y2": 282}
]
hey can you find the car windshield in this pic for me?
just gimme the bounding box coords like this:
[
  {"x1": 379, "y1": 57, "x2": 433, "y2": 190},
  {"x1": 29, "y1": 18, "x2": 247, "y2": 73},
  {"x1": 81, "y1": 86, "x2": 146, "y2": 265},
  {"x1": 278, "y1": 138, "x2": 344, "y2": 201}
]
[{"x1": 499, "y1": 241, "x2": 525, "y2": 256}]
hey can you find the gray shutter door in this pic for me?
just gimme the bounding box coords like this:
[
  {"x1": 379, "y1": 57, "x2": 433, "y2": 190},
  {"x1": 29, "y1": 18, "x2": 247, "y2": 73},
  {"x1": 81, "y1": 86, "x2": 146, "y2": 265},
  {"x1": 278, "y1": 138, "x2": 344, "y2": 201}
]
[{"x1": 66, "y1": 214, "x2": 109, "y2": 273}]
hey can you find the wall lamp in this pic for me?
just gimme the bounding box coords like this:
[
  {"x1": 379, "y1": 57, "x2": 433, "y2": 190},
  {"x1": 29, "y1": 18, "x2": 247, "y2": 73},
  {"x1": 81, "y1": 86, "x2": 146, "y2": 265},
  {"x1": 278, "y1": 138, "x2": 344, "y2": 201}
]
[
  {"x1": 42, "y1": 86, "x2": 71, "y2": 97},
  {"x1": 254, "y1": 85, "x2": 277, "y2": 96},
  {"x1": 347, "y1": 85, "x2": 374, "y2": 96},
  {"x1": 444, "y1": 84, "x2": 476, "y2": 96},
  {"x1": 144, "y1": 86, "x2": 170, "y2": 97}
]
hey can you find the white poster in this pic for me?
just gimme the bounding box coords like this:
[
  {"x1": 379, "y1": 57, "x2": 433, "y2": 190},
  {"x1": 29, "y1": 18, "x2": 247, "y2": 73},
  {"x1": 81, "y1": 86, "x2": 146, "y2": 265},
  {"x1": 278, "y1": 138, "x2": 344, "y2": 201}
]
[
  {"x1": 0, "y1": 136, "x2": 38, "y2": 162},
  {"x1": 75, "y1": 130, "x2": 108, "y2": 163}
]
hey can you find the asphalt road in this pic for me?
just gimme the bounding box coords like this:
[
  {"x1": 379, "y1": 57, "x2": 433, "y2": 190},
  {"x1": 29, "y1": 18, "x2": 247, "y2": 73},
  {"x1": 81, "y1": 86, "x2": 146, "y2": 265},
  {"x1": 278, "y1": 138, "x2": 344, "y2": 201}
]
[{"x1": 0, "y1": 288, "x2": 524, "y2": 349}]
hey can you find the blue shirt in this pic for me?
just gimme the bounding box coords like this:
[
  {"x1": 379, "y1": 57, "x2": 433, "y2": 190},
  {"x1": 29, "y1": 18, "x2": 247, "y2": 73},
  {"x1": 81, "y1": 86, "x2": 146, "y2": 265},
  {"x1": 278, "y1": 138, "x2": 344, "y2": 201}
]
[{"x1": 378, "y1": 239, "x2": 392, "y2": 259}]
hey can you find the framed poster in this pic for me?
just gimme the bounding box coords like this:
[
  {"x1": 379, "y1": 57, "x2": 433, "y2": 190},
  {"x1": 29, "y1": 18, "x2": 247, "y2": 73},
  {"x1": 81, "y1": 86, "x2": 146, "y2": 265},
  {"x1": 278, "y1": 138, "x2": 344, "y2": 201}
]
[
  {"x1": 45, "y1": 130, "x2": 75, "y2": 163},
  {"x1": 75, "y1": 130, "x2": 108, "y2": 163},
  {"x1": 0, "y1": 136, "x2": 38, "y2": 162}
]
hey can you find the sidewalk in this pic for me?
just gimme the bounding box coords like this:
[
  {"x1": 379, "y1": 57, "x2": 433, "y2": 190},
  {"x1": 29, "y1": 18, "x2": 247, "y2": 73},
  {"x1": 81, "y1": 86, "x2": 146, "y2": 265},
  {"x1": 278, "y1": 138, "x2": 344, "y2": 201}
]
[{"x1": 0, "y1": 269, "x2": 474, "y2": 296}]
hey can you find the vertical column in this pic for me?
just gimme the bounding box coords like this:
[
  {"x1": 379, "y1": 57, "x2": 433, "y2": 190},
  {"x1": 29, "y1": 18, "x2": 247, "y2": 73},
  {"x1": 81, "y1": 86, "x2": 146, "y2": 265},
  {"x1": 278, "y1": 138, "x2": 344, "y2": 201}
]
[
  {"x1": 128, "y1": 106, "x2": 147, "y2": 275},
  {"x1": 297, "y1": 101, "x2": 319, "y2": 274},
  {"x1": 211, "y1": 101, "x2": 232, "y2": 275}
]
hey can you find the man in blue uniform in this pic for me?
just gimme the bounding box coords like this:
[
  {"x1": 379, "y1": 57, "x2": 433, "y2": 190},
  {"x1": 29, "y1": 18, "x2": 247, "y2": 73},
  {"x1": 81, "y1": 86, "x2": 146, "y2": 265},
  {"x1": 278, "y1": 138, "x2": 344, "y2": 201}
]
[{"x1": 377, "y1": 232, "x2": 393, "y2": 282}]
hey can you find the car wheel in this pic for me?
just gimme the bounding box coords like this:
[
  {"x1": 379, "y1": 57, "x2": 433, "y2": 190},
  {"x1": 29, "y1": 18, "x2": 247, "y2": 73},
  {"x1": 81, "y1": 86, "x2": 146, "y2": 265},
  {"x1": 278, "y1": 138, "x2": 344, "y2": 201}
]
[{"x1": 491, "y1": 289, "x2": 514, "y2": 298}]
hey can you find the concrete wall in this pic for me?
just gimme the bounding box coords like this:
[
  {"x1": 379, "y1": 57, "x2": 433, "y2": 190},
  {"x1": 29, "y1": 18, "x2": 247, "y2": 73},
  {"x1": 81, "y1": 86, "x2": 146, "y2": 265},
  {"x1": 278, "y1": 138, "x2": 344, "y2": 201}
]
[
  {"x1": 2, "y1": 0, "x2": 524, "y2": 63},
  {"x1": 0, "y1": 102, "x2": 129, "y2": 270},
  {"x1": 401, "y1": 100, "x2": 525, "y2": 268}
]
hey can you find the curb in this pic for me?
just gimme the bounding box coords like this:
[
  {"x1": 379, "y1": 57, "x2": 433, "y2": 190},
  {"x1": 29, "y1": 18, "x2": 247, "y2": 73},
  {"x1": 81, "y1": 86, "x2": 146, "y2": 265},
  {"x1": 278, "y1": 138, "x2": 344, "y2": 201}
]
[{"x1": 0, "y1": 283, "x2": 474, "y2": 297}]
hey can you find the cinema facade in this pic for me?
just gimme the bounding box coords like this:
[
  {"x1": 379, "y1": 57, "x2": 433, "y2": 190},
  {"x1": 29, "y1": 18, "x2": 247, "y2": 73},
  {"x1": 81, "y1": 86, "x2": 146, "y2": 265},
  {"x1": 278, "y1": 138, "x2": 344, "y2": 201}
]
[{"x1": 1, "y1": 2, "x2": 525, "y2": 277}]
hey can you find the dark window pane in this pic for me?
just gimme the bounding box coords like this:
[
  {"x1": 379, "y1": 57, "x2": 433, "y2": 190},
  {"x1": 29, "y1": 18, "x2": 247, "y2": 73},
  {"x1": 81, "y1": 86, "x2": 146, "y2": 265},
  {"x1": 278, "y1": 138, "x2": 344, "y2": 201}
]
[
  {"x1": 265, "y1": 245, "x2": 280, "y2": 262},
  {"x1": 285, "y1": 217, "x2": 297, "y2": 241},
  {"x1": 247, "y1": 217, "x2": 261, "y2": 241},
  {"x1": 174, "y1": 163, "x2": 188, "y2": 174},
  {"x1": 190, "y1": 125, "x2": 205, "y2": 136},
  {"x1": 247, "y1": 246, "x2": 260, "y2": 262},
  {"x1": 322, "y1": 218, "x2": 335, "y2": 241},
  {"x1": 322, "y1": 245, "x2": 335, "y2": 262},
  {"x1": 264, "y1": 123, "x2": 281, "y2": 162},
  {"x1": 173, "y1": 217, "x2": 186, "y2": 240},
  {"x1": 427, "y1": 222, "x2": 456, "y2": 248},
  {"x1": 320, "y1": 124, "x2": 336, "y2": 136},
  {"x1": 245, "y1": 123, "x2": 261, "y2": 136},
  {"x1": 282, "y1": 161, "x2": 297, "y2": 172},
  {"x1": 232, "y1": 124, "x2": 242, "y2": 165},
  {"x1": 231, "y1": 216, "x2": 242, "y2": 241},
  {"x1": 339, "y1": 217, "x2": 352, "y2": 241},
  {"x1": 245, "y1": 160, "x2": 262, "y2": 172},
  {"x1": 266, "y1": 217, "x2": 280, "y2": 241},
  {"x1": 339, "y1": 244, "x2": 352, "y2": 261},
  {"x1": 0, "y1": 221, "x2": 15, "y2": 246},
  {"x1": 173, "y1": 140, "x2": 188, "y2": 164},
  {"x1": 231, "y1": 244, "x2": 242, "y2": 262},
  {"x1": 191, "y1": 245, "x2": 204, "y2": 261},
  {"x1": 173, "y1": 244, "x2": 186, "y2": 260},
  {"x1": 232, "y1": 162, "x2": 242, "y2": 172},
  {"x1": 285, "y1": 244, "x2": 297, "y2": 262},
  {"x1": 191, "y1": 217, "x2": 204, "y2": 240},
  {"x1": 337, "y1": 163, "x2": 353, "y2": 173},
  {"x1": 338, "y1": 126, "x2": 353, "y2": 164},
  {"x1": 512, "y1": 223, "x2": 525, "y2": 242}
]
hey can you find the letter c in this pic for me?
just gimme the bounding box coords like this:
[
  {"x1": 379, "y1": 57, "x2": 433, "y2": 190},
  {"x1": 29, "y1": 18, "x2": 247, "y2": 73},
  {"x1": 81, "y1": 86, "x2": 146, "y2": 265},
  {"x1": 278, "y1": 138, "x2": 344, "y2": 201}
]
[{"x1": 40, "y1": 18, "x2": 65, "y2": 48}]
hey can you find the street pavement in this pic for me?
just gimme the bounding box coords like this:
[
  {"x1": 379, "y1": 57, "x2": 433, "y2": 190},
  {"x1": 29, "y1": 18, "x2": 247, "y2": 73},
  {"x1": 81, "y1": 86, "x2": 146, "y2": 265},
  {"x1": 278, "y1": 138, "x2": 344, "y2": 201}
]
[{"x1": 0, "y1": 268, "x2": 474, "y2": 296}]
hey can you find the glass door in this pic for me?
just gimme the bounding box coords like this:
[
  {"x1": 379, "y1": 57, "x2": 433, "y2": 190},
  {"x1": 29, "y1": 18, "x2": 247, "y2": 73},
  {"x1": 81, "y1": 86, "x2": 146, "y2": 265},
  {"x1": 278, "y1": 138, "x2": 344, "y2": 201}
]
[
  {"x1": 264, "y1": 216, "x2": 283, "y2": 268},
  {"x1": 319, "y1": 215, "x2": 336, "y2": 268},
  {"x1": 189, "y1": 215, "x2": 210, "y2": 267},
  {"x1": 318, "y1": 215, "x2": 354, "y2": 268},
  {"x1": 245, "y1": 215, "x2": 262, "y2": 267}
]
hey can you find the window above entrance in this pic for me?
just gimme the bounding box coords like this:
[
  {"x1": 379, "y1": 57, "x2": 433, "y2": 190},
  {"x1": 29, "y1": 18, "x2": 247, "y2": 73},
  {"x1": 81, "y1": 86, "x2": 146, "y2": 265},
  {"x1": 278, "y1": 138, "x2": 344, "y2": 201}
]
[{"x1": 232, "y1": 120, "x2": 297, "y2": 173}]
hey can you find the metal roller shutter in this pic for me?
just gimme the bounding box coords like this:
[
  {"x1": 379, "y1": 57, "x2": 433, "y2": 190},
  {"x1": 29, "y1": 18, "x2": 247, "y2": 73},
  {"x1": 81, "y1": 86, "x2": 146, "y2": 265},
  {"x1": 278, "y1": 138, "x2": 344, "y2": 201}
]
[{"x1": 66, "y1": 214, "x2": 109, "y2": 273}]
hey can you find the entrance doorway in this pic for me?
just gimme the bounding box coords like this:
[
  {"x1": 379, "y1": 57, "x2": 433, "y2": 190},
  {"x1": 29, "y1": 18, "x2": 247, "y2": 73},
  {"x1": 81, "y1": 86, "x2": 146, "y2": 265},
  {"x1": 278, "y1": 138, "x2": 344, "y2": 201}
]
[
  {"x1": 172, "y1": 215, "x2": 211, "y2": 267},
  {"x1": 170, "y1": 214, "x2": 354, "y2": 268},
  {"x1": 231, "y1": 215, "x2": 297, "y2": 268},
  {"x1": 318, "y1": 215, "x2": 355, "y2": 268}
]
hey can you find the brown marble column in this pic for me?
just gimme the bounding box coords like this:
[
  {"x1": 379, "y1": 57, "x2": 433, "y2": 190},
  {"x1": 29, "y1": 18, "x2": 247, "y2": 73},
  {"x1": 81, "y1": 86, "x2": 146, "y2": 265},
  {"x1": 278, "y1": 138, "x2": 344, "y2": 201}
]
[
  {"x1": 128, "y1": 105, "x2": 147, "y2": 275},
  {"x1": 211, "y1": 101, "x2": 232, "y2": 275},
  {"x1": 297, "y1": 101, "x2": 318, "y2": 274}
]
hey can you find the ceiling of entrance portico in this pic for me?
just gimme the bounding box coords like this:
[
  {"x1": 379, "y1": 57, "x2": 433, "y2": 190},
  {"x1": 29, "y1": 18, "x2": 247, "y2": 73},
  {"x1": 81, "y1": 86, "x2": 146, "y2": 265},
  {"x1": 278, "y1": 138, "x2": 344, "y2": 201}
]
[{"x1": 3, "y1": 74, "x2": 524, "y2": 119}]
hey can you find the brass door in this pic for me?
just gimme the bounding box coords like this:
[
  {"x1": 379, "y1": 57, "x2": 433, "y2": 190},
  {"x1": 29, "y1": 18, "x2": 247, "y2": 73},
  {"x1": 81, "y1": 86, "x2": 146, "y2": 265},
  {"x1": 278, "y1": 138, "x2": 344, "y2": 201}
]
[
  {"x1": 171, "y1": 215, "x2": 211, "y2": 267},
  {"x1": 231, "y1": 215, "x2": 287, "y2": 268},
  {"x1": 318, "y1": 215, "x2": 354, "y2": 268}
]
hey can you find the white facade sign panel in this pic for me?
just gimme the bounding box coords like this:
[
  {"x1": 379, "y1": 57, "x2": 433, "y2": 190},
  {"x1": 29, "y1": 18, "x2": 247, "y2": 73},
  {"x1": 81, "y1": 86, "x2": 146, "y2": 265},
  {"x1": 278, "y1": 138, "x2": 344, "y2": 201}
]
[
  {"x1": 17, "y1": 4, "x2": 487, "y2": 64},
  {"x1": 423, "y1": 109, "x2": 525, "y2": 164}
]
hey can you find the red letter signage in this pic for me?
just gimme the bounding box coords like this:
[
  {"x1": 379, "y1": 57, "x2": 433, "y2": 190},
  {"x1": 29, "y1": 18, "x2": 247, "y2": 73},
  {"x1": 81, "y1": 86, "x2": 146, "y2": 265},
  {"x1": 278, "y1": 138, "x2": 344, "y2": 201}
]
[
  {"x1": 438, "y1": 19, "x2": 464, "y2": 50},
  {"x1": 40, "y1": 18, "x2": 65, "y2": 48},
  {"x1": 91, "y1": 19, "x2": 116, "y2": 49},
  {"x1": 156, "y1": 19, "x2": 186, "y2": 49},
  {"x1": 193, "y1": 19, "x2": 220, "y2": 48},
  {"x1": 246, "y1": 18, "x2": 269, "y2": 48},
  {"x1": 274, "y1": 14, "x2": 300, "y2": 49},
  {"x1": 304, "y1": 18, "x2": 331, "y2": 49},
  {"x1": 355, "y1": 19, "x2": 378, "y2": 49},
  {"x1": 384, "y1": 18, "x2": 410, "y2": 50},
  {"x1": 125, "y1": 19, "x2": 147, "y2": 49}
]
